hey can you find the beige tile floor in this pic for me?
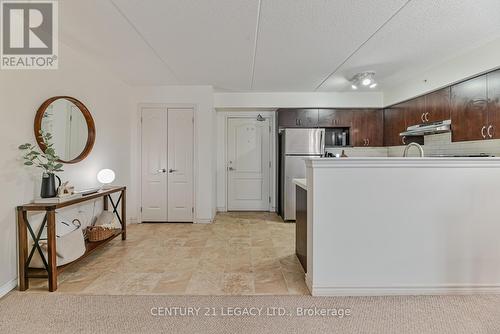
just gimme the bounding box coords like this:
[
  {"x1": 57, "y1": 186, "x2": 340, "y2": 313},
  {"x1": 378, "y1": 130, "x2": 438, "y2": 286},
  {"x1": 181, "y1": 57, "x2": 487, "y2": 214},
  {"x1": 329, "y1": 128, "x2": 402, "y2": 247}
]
[{"x1": 28, "y1": 212, "x2": 309, "y2": 296}]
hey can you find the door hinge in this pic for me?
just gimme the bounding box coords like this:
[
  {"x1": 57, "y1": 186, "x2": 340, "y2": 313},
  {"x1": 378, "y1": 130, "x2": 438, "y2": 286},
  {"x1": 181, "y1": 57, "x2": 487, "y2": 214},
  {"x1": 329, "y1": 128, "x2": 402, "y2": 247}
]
[
  {"x1": 269, "y1": 161, "x2": 272, "y2": 168},
  {"x1": 192, "y1": 207, "x2": 194, "y2": 213},
  {"x1": 192, "y1": 117, "x2": 194, "y2": 124},
  {"x1": 269, "y1": 125, "x2": 272, "y2": 133},
  {"x1": 140, "y1": 207, "x2": 142, "y2": 213},
  {"x1": 269, "y1": 196, "x2": 271, "y2": 203}
]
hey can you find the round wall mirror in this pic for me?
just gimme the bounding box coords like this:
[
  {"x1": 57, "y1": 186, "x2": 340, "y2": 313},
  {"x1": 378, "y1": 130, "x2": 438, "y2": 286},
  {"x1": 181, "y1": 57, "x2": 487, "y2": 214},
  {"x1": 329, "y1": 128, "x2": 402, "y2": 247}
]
[{"x1": 34, "y1": 96, "x2": 95, "y2": 164}]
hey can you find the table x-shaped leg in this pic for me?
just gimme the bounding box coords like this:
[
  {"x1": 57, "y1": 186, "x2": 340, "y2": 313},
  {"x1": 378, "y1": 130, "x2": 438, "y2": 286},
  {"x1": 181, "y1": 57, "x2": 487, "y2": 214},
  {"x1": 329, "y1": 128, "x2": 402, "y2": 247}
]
[{"x1": 23, "y1": 211, "x2": 49, "y2": 273}]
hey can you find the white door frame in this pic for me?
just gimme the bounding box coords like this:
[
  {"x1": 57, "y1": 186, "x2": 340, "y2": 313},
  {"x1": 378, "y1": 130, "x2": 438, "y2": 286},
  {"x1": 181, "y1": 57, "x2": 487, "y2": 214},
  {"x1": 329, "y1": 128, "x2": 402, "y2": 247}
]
[
  {"x1": 137, "y1": 103, "x2": 198, "y2": 223},
  {"x1": 217, "y1": 110, "x2": 276, "y2": 212}
]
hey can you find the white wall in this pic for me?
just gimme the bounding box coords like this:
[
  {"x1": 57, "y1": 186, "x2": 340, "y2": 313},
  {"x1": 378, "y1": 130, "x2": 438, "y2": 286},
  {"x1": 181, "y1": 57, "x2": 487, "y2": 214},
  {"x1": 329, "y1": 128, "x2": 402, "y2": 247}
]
[
  {"x1": 384, "y1": 36, "x2": 500, "y2": 106},
  {"x1": 130, "y1": 86, "x2": 215, "y2": 223},
  {"x1": 0, "y1": 42, "x2": 133, "y2": 294},
  {"x1": 214, "y1": 91, "x2": 384, "y2": 109}
]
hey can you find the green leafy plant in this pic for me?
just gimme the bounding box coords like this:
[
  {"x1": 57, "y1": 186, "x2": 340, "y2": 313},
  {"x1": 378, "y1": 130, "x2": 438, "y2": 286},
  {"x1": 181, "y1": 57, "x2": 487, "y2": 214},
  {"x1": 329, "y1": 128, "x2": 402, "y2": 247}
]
[{"x1": 18, "y1": 130, "x2": 64, "y2": 173}]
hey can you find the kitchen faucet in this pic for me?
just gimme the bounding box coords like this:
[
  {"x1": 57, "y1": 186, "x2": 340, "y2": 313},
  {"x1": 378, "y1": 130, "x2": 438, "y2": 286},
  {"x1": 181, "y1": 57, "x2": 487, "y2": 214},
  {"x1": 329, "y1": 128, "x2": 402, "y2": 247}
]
[{"x1": 403, "y1": 142, "x2": 424, "y2": 157}]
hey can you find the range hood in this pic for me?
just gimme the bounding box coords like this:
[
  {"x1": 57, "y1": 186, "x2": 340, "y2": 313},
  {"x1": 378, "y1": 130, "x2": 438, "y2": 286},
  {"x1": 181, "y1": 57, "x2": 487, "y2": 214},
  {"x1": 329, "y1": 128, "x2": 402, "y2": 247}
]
[{"x1": 400, "y1": 119, "x2": 451, "y2": 137}]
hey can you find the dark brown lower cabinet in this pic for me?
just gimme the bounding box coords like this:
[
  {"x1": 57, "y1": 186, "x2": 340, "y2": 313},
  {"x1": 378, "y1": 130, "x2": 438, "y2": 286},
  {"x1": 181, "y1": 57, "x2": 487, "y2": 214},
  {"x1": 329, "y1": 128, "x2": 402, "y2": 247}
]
[{"x1": 295, "y1": 186, "x2": 307, "y2": 272}]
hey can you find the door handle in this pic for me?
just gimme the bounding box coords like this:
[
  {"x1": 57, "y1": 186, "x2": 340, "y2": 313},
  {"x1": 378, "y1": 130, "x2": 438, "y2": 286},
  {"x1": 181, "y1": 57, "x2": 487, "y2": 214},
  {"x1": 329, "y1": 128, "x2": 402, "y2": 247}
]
[
  {"x1": 366, "y1": 138, "x2": 370, "y2": 146},
  {"x1": 402, "y1": 136, "x2": 406, "y2": 145},
  {"x1": 158, "y1": 168, "x2": 166, "y2": 173},
  {"x1": 481, "y1": 126, "x2": 487, "y2": 139},
  {"x1": 228, "y1": 166, "x2": 235, "y2": 171},
  {"x1": 421, "y1": 113, "x2": 425, "y2": 123},
  {"x1": 424, "y1": 112, "x2": 429, "y2": 122},
  {"x1": 487, "y1": 125, "x2": 493, "y2": 138},
  {"x1": 168, "y1": 169, "x2": 177, "y2": 173}
]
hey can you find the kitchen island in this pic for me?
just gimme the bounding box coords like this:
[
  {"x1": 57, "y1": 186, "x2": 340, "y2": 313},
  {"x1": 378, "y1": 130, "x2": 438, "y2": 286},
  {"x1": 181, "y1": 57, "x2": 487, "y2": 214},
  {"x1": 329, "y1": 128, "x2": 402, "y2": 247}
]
[{"x1": 303, "y1": 157, "x2": 500, "y2": 296}]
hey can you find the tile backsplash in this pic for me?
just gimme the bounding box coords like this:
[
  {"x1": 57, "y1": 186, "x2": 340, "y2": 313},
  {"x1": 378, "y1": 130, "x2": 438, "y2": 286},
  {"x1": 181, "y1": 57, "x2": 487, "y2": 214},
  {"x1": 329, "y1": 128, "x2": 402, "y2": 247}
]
[
  {"x1": 326, "y1": 132, "x2": 500, "y2": 158},
  {"x1": 388, "y1": 132, "x2": 500, "y2": 157}
]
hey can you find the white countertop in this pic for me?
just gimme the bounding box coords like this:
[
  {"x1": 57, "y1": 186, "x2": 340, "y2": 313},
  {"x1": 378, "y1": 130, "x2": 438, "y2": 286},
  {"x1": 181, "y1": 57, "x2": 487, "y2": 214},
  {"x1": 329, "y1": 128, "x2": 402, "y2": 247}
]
[
  {"x1": 292, "y1": 178, "x2": 307, "y2": 190},
  {"x1": 304, "y1": 157, "x2": 500, "y2": 169}
]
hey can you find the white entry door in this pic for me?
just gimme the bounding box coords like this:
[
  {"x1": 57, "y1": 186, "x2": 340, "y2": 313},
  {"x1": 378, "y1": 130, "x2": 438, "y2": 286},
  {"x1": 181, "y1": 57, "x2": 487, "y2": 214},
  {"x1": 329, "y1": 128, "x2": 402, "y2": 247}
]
[
  {"x1": 167, "y1": 109, "x2": 194, "y2": 222},
  {"x1": 141, "y1": 107, "x2": 168, "y2": 221},
  {"x1": 227, "y1": 117, "x2": 270, "y2": 211},
  {"x1": 141, "y1": 107, "x2": 194, "y2": 222}
]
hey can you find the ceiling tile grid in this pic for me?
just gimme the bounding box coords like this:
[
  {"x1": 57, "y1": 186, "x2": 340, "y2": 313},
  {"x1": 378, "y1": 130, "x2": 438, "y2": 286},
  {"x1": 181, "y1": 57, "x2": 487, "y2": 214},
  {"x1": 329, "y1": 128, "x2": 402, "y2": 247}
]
[{"x1": 57, "y1": 0, "x2": 500, "y2": 92}]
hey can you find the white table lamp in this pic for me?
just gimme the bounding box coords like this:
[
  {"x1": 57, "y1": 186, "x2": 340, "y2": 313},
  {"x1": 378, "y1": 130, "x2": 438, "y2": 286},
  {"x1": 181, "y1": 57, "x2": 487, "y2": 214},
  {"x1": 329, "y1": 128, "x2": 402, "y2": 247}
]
[{"x1": 97, "y1": 169, "x2": 115, "y2": 189}]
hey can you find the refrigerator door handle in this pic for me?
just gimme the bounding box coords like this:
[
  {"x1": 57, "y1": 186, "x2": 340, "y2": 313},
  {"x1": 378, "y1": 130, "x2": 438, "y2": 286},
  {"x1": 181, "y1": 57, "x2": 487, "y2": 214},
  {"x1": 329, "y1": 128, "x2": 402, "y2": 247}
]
[{"x1": 320, "y1": 130, "x2": 325, "y2": 155}]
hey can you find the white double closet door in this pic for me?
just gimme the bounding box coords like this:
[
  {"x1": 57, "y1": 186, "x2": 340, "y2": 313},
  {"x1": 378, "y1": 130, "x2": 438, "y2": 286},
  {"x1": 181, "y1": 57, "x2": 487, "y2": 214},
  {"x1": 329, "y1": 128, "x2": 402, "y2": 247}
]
[{"x1": 141, "y1": 107, "x2": 194, "y2": 222}]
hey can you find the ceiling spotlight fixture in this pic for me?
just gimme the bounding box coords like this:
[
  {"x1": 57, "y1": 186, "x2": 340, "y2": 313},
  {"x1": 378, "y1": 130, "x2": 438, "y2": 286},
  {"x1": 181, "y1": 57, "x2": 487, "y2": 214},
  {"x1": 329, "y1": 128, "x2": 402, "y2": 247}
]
[{"x1": 350, "y1": 72, "x2": 377, "y2": 90}]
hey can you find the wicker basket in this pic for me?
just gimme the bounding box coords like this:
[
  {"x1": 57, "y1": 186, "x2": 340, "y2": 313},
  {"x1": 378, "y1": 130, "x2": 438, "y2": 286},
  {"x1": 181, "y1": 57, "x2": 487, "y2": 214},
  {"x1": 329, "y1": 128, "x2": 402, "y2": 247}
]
[{"x1": 86, "y1": 226, "x2": 117, "y2": 242}]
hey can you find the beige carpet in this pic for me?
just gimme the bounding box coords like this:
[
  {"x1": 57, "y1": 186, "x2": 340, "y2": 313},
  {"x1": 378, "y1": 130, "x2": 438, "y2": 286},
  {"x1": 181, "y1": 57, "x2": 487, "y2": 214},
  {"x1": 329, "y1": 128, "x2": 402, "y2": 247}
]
[{"x1": 1, "y1": 292, "x2": 500, "y2": 334}]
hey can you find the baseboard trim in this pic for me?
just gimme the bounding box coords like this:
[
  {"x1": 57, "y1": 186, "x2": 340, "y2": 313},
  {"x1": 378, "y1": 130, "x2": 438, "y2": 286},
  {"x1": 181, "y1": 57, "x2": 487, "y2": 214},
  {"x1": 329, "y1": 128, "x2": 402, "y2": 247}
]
[
  {"x1": 194, "y1": 218, "x2": 213, "y2": 224},
  {"x1": 305, "y1": 273, "x2": 312, "y2": 293},
  {"x1": 311, "y1": 284, "x2": 500, "y2": 296},
  {"x1": 0, "y1": 278, "x2": 17, "y2": 299}
]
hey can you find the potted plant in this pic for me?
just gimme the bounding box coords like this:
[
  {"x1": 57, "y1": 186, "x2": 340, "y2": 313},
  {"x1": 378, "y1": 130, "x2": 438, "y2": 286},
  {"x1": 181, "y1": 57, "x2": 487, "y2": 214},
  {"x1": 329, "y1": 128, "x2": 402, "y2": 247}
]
[{"x1": 19, "y1": 130, "x2": 64, "y2": 198}]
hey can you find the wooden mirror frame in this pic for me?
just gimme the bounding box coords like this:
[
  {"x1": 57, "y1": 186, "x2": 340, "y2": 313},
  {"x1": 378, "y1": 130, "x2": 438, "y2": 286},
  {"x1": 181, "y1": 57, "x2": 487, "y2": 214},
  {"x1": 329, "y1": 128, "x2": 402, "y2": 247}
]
[{"x1": 34, "y1": 96, "x2": 96, "y2": 164}]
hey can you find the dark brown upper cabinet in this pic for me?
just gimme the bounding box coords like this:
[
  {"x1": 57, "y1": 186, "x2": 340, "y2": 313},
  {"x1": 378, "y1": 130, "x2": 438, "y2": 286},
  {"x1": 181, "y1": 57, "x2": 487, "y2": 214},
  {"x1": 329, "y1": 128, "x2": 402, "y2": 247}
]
[
  {"x1": 318, "y1": 109, "x2": 352, "y2": 127},
  {"x1": 384, "y1": 107, "x2": 406, "y2": 146},
  {"x1": 405, "y1": 96, "x2": 426, "y2": 126},
  {"x1": 451, "y1": 75, "x2": 488, "y2": 142},
  {"x1": 425, "y1": 87, "x2": 451, "y2": 123},
  {"x1": 351, "y1": 109, "x2": 383, "y2": 147},
  {"x1": 487, "y1": 70, "x2": 500, "y2": 139},
  {"x1": 278, "y1": 109, "x2": 318, "y2": 127}
]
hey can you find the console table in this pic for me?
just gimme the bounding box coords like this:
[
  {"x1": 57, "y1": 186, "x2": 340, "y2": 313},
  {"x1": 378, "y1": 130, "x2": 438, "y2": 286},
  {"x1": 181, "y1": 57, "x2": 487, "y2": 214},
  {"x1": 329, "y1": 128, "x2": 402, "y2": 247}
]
[{"x1": 16, "y1": 186, "x2": 126, "y2": 292}]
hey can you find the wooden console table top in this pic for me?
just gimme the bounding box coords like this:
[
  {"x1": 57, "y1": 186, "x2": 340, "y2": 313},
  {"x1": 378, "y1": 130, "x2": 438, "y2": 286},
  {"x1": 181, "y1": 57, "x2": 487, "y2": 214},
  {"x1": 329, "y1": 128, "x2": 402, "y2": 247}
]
[{"x1": 17, "y1": 186, "x2": 126, "y2": 211}]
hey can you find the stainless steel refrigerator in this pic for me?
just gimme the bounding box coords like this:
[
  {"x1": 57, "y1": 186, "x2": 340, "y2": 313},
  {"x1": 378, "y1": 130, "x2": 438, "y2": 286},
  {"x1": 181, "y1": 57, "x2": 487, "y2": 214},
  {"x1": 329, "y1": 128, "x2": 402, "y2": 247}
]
[{"x1": 280, "y1": 128, "x2": 325, "y2": 221}]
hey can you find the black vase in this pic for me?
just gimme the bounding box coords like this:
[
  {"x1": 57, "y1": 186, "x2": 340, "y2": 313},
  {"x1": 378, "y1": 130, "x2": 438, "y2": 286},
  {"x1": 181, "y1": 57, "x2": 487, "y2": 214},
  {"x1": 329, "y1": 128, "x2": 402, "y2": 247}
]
[{"x1": 41, "y1": 173, "x2": 61, "y2": 198}]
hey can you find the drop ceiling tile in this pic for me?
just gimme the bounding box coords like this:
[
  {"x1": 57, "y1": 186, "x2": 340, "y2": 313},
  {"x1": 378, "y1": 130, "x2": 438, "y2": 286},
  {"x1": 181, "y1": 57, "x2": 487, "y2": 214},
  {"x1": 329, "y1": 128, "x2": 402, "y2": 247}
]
[
  {"x1": 59, "y1": 0, "x2": 179, "y2": 86},
  {"x1": 319, "y1": 0, "x2": 500, "y2": 92},
  {"x1": 112, "y1": 0, "x2": 260, "y2": 90},
  {"x1": 252, "y1": 0, "x2": 407, "y2": 91}
]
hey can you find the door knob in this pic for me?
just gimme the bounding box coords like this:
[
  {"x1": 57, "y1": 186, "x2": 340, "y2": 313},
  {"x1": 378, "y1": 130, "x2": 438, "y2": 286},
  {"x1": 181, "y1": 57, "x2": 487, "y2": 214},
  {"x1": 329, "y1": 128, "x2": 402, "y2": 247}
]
[
  {"x1": 228, "y1": 166, "x2": 235, "y2": 171},
  {"x1": 168, "y1": 169, "x2": 177, "y2": 173},
  {"x1": 158, "y1": 169, "x2": 166, "y2": 173}
]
